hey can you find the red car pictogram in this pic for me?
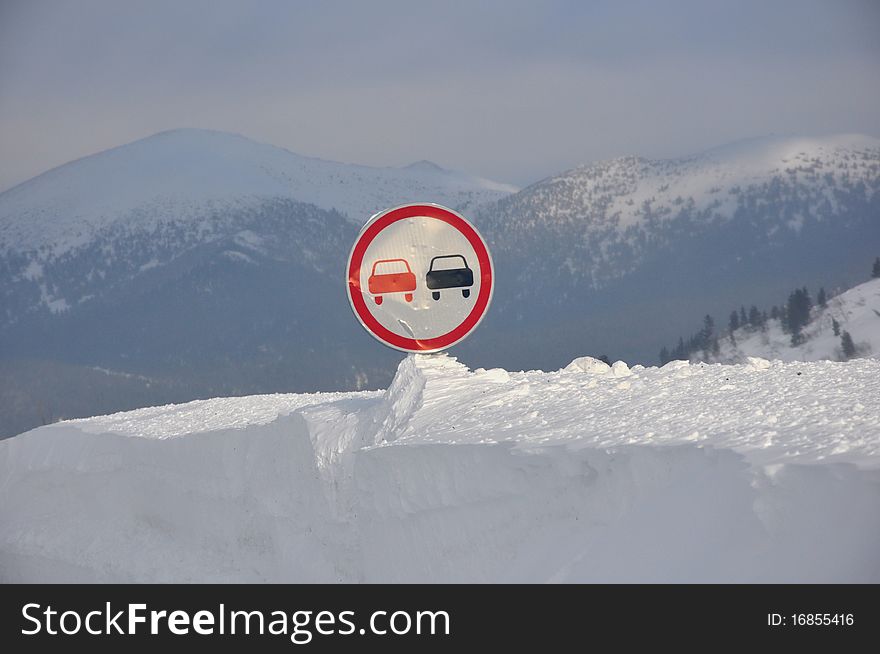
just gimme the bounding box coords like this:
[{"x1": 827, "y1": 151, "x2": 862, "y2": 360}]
[{"x1": 368, "y1": 258, "x2": 417, "y2": 305}]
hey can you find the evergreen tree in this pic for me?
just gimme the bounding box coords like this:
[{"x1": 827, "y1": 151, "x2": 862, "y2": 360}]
[
  {"x1": 770, "y1": 305, "x2": 780, "y2": 321},
  {"x1": 832, "y1": 317, "x2": 840, "y2": 336},
  {"x1": 729, "y1": 310, "x2": 740, "y2": 333},
  {"x1": 786, "y1": 288, "x2": 812, "y2": 344},
  {"x1": 873, "y1": 257, "x2": 880, "y2": 278},
  {"x1": 712, "y1": 336, "x2": 721, "y2": 357},
  {"x1": 748, "y1": 305, "x2": 761, "y2": 328},
  {"x1": 739, "y1": 306, "x2": 747, "y2": 327},
  {"x1": 702, "y1": 315, "x2": 715, "y2": 345},
  {"x1": 696, "y1": 315, "x2": 715, "y2": 359},
  {"x1": 817, "y1": 287, "x2": 827, "y2": 308},
  {"x1": 841, "y1": 330, "x2": 856, "y2": 359},
  {"x1": 659, "y1": 346, "x2": 670, "y2": 366}
]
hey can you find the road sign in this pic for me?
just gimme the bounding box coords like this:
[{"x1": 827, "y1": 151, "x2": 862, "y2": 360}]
[{"x1": 346, "y1": 203, "x2": 494, "y2": 353}]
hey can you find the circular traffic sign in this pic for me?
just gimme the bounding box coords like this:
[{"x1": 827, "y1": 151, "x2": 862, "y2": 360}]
[{"x1": 346, "y1": 203, "x2": 494, "y2": 353}]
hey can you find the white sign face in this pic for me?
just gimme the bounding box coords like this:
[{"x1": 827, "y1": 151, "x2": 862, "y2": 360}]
[{"x1": 346, "y1": 203, "x2": 494, "y2": 353}]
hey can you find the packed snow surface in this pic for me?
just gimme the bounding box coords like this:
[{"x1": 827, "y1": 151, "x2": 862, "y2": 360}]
[{"x1": 2, "y1": 355, "x2": 879, "y2": 582}]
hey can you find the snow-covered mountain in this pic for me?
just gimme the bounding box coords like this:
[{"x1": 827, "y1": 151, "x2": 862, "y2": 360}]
[
  {"x1": 465, "y1": 134, "x2": 880, "y2": 370},
  {"x1": 480, "y1": 134, "x2": 880, "y2": 290},
  {"x1": 709, "y1": 277, "x2": 880, "y2": 363},
  {"x1": 0, "y1": 128, "x2": 515, "y2": 255},
  {"x1": 2, "y1": 354, "x2": 878, "y2": 582},
  {"x1": 0, "y1": 129, "x2": 514, "y2": 324}
]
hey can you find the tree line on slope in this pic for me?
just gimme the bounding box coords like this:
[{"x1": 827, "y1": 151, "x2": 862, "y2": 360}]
[{"x1": 658, "y1": 257, "x2": 879, "y2": 365}]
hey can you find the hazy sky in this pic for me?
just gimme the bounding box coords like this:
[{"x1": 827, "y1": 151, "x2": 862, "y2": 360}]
[{"x1": 1, "y1": 0, "x2": 879, "y2": 191}]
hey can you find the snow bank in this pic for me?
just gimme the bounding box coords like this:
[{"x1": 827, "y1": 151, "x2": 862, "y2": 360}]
[
  {"x1": 563, "y1": 355, "x2": 611, "y2": 374},
  {"x1": 2, "y1": 355, "x2": 879, "y2": 582}
]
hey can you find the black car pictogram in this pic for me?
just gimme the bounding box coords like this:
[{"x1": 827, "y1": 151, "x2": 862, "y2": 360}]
[{"x1": 425, "y1": 254, "x2": 474, "y2": 300}]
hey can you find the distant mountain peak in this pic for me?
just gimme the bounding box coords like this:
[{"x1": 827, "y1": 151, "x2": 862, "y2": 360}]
[
  {"x1": 686, "y1": 133, "x2": 880, "y2": 170},
  {"x1": 402, "y1": 160, "x2": 446, "y2": 174},
  {"x1": 0, "y1": 129, "x2": 515, "y2": 253},
  {"x1": 479, "y1": 132, "x2": 880, "y2": 300}
]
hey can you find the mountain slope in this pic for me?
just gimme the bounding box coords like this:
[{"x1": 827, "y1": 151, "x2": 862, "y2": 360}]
[
  {"x1": 710, "y1": 278, "x2": 880, "y2": 363},
  {"x1": 2, "y1": 354, "x2": 879, "y2": 582},
  {"x1": 0, "y1": 128, "x2": 515, "y2": 325},
  {"x1": 0, "y1": 128, "x2": 515, "y2": 255},
  {"x1": 464, "y1": 134, "x2": 880, "y2": 369},
  {"x1": 480, "y1": 134, "x2": 880, "y2": 290}
]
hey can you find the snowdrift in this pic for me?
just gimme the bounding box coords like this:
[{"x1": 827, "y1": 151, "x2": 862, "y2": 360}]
[{"x1": 2, "y1": 355, "x2": 879, "y2": 583}]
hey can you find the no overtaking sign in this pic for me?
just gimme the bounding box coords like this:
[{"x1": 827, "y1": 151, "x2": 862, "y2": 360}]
[{"x1": 345, "y1": 203, "x2": 494, "y2": 353}]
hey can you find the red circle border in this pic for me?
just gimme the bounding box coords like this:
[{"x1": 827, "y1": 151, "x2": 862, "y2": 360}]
[{"x1": 346, "y1": 204, "x2": 493, "y2": 352}]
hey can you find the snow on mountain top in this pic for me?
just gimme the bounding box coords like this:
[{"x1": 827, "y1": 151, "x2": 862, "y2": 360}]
[
  {"x1": 402, "y1": 159, "x2": 446, "y2": 173},
  {"x1": 2, "y1": 354, "x2": 879, "y2": 582},
  {"x1": 0, "y1": 128, "x2": 516, "y2": 253},
  {"x1": 505, "y1": 132, "x2": 880, "y2": 232},
  {"x1": 713, "y1": 277, "x2": 880, "y2": 364},
  {"x1": 695, "y1": 133, "x2": 880, "y2": 168},
  {"x1": 632, "y1": 133, "x2": 880, "y2": 185}
]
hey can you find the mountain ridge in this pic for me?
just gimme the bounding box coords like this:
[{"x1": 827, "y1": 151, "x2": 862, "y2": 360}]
[
  {"x1": 0, "y1": 128, "x2": 516, "y2": 254},
  {"x1": 475, "y1": 132, "x2": 879, "y2": 302}
]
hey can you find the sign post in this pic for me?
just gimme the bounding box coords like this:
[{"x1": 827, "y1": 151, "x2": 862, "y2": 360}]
[{"x1": 346, "y1": 203, "x2": 494, "y2": 353}]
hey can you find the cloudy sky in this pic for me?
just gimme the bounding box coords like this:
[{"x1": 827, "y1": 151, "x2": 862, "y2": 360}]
[{"x1": 1, "y1": 0, "x2": 878, "y2": 191}]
